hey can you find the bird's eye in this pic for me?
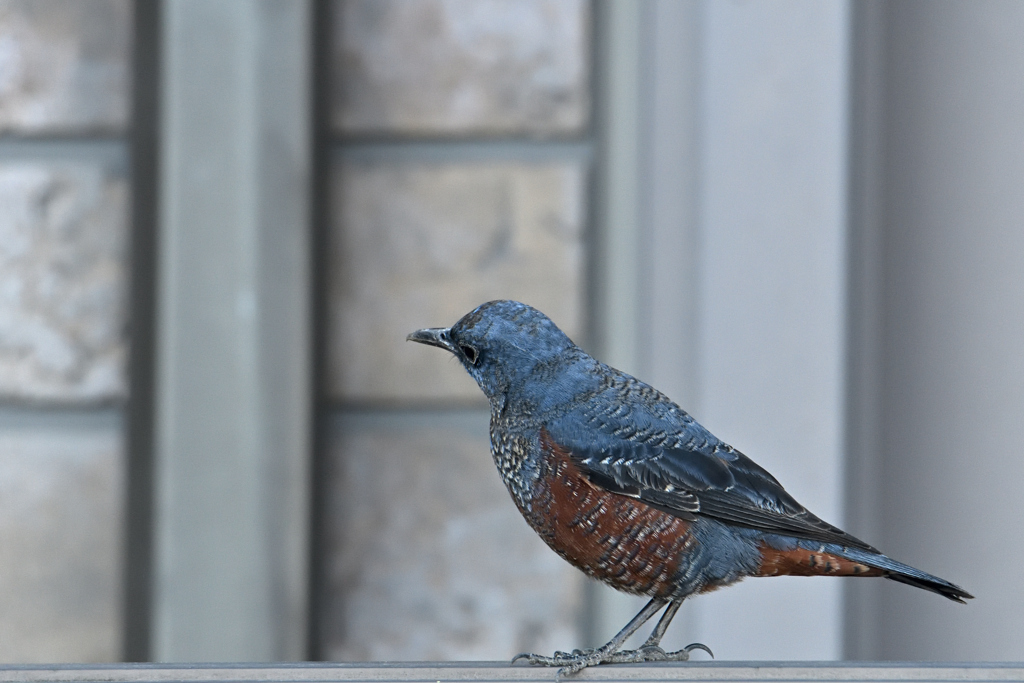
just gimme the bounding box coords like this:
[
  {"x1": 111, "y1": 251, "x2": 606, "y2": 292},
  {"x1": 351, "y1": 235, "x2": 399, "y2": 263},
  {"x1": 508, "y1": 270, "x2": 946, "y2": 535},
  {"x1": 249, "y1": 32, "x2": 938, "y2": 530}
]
[{"x1": 459, "y1": 344, "x2": 479, "y2": 365}]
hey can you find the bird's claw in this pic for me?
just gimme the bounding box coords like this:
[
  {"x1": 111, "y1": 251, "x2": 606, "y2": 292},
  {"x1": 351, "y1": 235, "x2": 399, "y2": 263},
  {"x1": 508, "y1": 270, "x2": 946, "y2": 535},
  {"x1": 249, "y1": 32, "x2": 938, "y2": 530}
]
[
  {"x1": 511, "y1": 652, "x2": 555, "y2": 666},
  {"x1": 511, "y1": 642, "x2": 712, "y2": 679},
  {"x1": 682, "y1": 642, "x2": 714, "y2": 659}
]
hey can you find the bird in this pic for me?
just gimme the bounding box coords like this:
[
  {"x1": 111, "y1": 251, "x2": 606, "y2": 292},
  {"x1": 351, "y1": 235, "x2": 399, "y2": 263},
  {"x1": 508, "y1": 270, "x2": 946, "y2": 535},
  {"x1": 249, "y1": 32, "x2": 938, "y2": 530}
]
[{"x1": 407, "y1": 300, "x2": 972, "y2": 678}]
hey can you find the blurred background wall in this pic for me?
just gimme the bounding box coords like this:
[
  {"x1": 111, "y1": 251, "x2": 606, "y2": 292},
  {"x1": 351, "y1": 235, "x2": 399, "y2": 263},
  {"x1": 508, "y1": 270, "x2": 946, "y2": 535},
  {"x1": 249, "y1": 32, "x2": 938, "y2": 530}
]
[
  {"x1": 0, "y1": 0, "x2": 1022, "y2": 665},
  {"x1": 0, "y1": 0, "x2": 128, "y2": 662}
]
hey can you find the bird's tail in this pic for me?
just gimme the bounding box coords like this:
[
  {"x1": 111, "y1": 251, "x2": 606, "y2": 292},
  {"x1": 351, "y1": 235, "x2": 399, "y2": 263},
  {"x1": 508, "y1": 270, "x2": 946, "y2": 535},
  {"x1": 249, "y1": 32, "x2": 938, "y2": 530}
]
[
  {"x1": 836, "y1": 546, "x2": 974, "y2": 603},
  {"x1": 757, "y1": 542, "x2": 973, "y2": 603}
]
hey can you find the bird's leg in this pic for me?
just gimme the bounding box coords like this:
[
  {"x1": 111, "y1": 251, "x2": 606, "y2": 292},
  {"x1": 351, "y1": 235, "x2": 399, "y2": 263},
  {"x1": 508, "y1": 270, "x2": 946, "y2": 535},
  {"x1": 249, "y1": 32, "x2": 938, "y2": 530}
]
[
  {"x1": 605, "y1": 599, "x2": 713, "y2": 664},
  {"x1": 512, "y1": 598, "x2": 668, "y2": 679},
  {"x1": 641, "y1": 598, "x2": 682, "y2": 648}
]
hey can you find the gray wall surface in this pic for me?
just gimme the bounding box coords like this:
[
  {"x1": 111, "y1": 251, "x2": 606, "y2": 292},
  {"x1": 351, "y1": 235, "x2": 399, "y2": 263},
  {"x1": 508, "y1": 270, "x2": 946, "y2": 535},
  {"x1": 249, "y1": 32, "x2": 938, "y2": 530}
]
[
  {"x1": 0, "y1": 0, "x2": 131, "y2": 663},
  {"x1": 870, "y1": 0, "x2": 1024, "y2": 660}
]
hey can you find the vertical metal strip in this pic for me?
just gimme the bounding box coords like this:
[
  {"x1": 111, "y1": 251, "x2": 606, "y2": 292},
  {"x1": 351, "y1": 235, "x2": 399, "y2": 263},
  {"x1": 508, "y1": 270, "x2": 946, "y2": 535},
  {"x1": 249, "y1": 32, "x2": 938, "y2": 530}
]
[
  {"x1": 152, "y1": 0, "x2": 312, "y2": 661},
  {"x1": 124, "y1": 0, "x2": 162, "y2": 662},
  {"x1": 306, "y1": 0, "x2": 335, "y2": 661},
  {"x1": 842, "y1": 0, "x2": 887, "y2": 661}
]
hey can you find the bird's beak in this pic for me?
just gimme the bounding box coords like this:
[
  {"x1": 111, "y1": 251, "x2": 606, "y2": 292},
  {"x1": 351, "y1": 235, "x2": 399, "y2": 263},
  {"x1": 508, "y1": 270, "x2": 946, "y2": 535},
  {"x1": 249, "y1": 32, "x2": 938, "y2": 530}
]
[{"x1": 406, "y1": 327, "x2": 457, "y2": 354}]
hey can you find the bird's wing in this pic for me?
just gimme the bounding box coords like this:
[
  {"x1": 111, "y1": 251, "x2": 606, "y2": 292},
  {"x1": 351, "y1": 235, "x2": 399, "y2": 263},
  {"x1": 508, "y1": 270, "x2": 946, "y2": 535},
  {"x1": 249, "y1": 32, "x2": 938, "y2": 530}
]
[{"x1": 544, "y1": 381, "x2": 877, "y2": 552}]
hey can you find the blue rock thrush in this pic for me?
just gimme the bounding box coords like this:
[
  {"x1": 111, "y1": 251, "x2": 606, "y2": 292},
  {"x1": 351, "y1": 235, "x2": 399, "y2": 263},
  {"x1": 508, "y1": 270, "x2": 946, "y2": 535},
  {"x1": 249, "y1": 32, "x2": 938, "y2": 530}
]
[{"x1": 408, "y1": 300, "x2": 971, "y2": 677}]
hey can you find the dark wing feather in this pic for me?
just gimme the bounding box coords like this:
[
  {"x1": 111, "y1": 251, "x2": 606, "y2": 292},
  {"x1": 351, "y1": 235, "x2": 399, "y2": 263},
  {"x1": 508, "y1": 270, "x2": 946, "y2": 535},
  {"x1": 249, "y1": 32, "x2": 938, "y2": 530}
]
[{"x1": 545, "y1": 381, "x2": 877, "y2": 553}]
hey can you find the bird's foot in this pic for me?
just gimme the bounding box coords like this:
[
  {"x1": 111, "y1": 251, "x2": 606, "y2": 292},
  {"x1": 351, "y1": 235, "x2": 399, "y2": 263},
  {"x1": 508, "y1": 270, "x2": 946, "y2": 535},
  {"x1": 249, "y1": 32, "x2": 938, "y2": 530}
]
[
  {"x1": 511, "y1": 648, "x2": 609, "y2": 681},
  {"x1": 605, "y1": 642, "x2": 714, "y2": 664},
  {"x1": 511, "y1": 648, "x2": 596, "y2": 667},
  {"x1": 511, "y1": 643, "x2": 712, "y2": 680}
]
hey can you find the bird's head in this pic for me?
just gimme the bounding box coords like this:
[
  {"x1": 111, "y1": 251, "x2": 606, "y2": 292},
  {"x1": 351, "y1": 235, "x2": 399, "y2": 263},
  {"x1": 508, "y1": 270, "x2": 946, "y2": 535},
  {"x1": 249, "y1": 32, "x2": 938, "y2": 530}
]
[{"x1": 407, "y1": 300, "x2": 576, "y2": 403}]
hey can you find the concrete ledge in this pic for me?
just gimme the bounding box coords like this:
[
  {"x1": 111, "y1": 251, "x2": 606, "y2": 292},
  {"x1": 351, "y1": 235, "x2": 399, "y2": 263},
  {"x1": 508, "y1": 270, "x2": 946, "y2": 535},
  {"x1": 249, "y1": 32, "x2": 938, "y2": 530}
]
[{"x1": 0, "y1": 663, "x2": 1022, "y2": 683}]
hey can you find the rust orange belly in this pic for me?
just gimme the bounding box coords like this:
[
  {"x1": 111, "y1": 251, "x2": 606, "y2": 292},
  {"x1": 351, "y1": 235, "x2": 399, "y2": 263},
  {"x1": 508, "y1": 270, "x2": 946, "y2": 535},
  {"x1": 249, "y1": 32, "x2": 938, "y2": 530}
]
[{"x1": 519, "y1": 431, "x2": 695, "y2": 597}]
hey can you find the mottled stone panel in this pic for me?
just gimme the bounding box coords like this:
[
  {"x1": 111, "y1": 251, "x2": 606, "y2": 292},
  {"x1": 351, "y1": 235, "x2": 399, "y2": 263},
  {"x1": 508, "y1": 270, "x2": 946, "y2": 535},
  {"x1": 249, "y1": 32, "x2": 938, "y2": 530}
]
[
  {"x1": 0, "y1": 421, "x2": 122, "y2": 662},
  {"x1": 0, "y1": 0, "x2": 131, "y2": 134},
  {"x1": 324, "y1": 411, "x2": 583, "y2": 660},
  {"x1": 0, "y1": 163, "x2": 128, "y2": 402},
  {"x1": 330, "y1": 160, "x2": 585, "y2": 402},
  {"x1": 334, "y1": 0, "x2": 589, "y2": 136}
]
